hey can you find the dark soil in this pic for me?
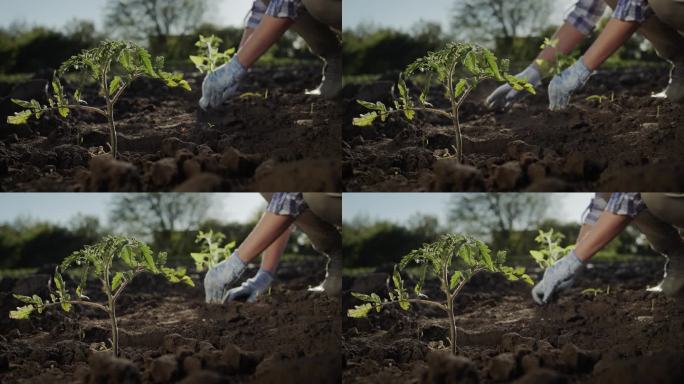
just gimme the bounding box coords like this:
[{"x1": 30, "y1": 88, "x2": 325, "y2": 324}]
[
  {"x1": 0, "y1": 258, "x2": 341, "y2": 383},
  {"x1": 342, "y1": 66, "x2": 684, "y2": 191},
  {"x1": 343, "y1": 258, "x2": 684, "y2": 383},
  {"x1": 0, "y1": 63, "x2": 341, "y2": 192}
]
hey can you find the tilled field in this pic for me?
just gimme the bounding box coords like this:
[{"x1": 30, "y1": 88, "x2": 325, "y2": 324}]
[
  {"x1": 343, "y1": 258, "x2": 684, "y2": 383},
  {"x1": 0, "y1": 258, "x2": 341, "y2": 383},
  {"x1": 343, "y1": 66, "x2": 684, "y2": 192}
]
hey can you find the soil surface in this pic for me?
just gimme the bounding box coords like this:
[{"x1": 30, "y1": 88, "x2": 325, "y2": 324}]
[
  {"x1": 0, "y1": 258, "x2": 341, "y2": 383},
  {"x1": 0, "y1": 63, "x2": 341, "y2": 192},
  {"x1": 342, "y1": 66, "x2": 684, "y2": 191},
  {"x1": 343, "y1": 258, "x2": 684, "y2": 383}
]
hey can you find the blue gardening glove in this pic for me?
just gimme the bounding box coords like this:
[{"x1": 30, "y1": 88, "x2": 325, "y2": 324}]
[
  {"x1": 204, "y1": 251, "x2": 247, "y2": 304},
  {"x1": 199, "y1": 56, "x2": 248, "y2": 110},
  {"x1": 548, "y1": 57, "x2": 593, "y2": 111},
  {"x1": 485, "y1": 64, "x2": 542, "y2": 110},
  {"x1": 225, "y1": 269, "x2": 274, "y2": 303},
  {"x1": 532, "y1": 250, "x2": 584, "y2": 305}
]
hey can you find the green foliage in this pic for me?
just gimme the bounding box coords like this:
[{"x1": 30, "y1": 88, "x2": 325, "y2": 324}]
[
  {"x1": 353, "y1": 42, "x2": 534, "y2": 161},
  {"x1": 190, "y1": 230, "x2": 236, "y2": 272},
  {"x1": 6, "y1": 40, "x2": 190, "y2": 158},
  {"x1": 347, "y1": 233, "x2": 532, "y2": 353},
  {"x1": 9, "y1": 236, "x2": 193, "y2": 356},
  {"x1": 189, "y1": 34, "x2": 236, "y2": 73},
  {"x1": 529, "y1": 228, "x2": 575, "y2": 269},
  {"x1": 534, "y1": 38, "x2": 577, "y2": 77}
]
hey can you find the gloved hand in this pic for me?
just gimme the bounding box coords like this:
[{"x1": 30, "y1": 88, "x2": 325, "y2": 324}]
[
  {"x1": 532, "y1": 250, "x2": 584, "y2": 305},
  {"x1": 225, "y1": 269, "x2": 274, "y2": 303},
  {"x1": 485, "y1": 64, "x2": 542, "y2": 110},
  {"x1": 199, "y1": 56, "x2": 248, "y2": 110},
  {"x1": 204, "y1": 251, "x2": 247, "y2": 304},
  {"x1": 548, "y1": 57, "x2": 593, "y2": 111}
]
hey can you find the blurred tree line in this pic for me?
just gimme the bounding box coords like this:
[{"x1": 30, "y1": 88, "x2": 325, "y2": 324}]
[
  {"x1": 344, "y1": 0, "x2": 660, "y2": 77},
  {"x1": 0, "y1": 194, "x2": 315, "y2": 271},
  {"x1": 344, "y1": 194, "x2": 655, "y2": 269},
  {"x1": 0, "y1": 0, "x2": 313, "y2": 76}
]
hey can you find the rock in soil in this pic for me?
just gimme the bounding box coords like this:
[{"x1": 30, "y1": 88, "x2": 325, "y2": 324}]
[
  {"x1": 147, "y1": 354, "x2": 178, "y2": 383},
  {"x1": 86, "y1": 155, "x2": 142, "y2": 192},
  {"x1": 82, "y1": 353, "x2": 141, "y2": 384},
  {"x1": 421, "y1": 351, "x2": 479, "y2": 384},
  {"x1": 487, "y1": 352, "x2": 517, "y2": 382},
  {"x1": 430, "y1": 160, "x2": 485, "y2": 191}
]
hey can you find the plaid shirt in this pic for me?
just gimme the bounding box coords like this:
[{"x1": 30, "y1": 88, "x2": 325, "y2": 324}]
[
  {"x1": 266, "y1": 192, "x2": 308, "y2": 217},
  {"x1": 247, "y1": 0, "x2": 301, "y2": 29},
  {"x1": 582, "y1": 193, "x2": 646, "y2": 225},
  {"x1": 566, "y1": 0, "x2": 653, "y2": 35}
]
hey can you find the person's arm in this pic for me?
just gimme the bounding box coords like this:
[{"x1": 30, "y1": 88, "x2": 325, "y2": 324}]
[
  {"x1": 236, "y1": 16, "x2": 294, "y2": 68},
  {"x1": 535, "y1": 22, "x2": 587, "y2": 71},
  {"x1": 574, "y1": 212, "x2": 633, "y2": 261},
  {"x1": 259, "y1": 224, "x2": 292, "y2": 273},
  {"x1": 582, "y1": 18, "x2": 640, "y2": 70}
]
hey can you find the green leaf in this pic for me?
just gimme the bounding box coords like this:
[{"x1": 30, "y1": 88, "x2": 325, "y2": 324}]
[
  {"x1": 60, "y1": 300, "x2": 72, "y2": 312},
  {"x1": 449, "y1": 271, "x2": 463, "y2": 290},
  {"x1": 347, "y1": 303, "x2": 372, "y2": 318},
  {"x1": 403, "y1": 108, "x2": 415, "y2": 120},
  {"x1": 54, "y1": 271, "x2": 65, "y2": 292},
  {"x1": 12, "y1": 294, "x2": 35, "y2": 304},
  {"x1": 138, "y1": 47, "x2": 157, "y2": 77},
  {"x1": 109, "y1": 76, "x2": 122, "y2": 96},
  {"x1": 463, "y1": 51, "x2": 478, "y2": 74},
  {"x1": 10, "y1": 305, "x2": 34, "y2": 319},
  {"x1": 7, "y1": 110, "x2": 32, "y2": 125},
  {"x1": 189, "y1": 55, "x2": 205, "y2": 69},
  {"x1": 11, "y1": 99, "x2": 33, "y2": 109},
  {"x1": 454, "y1": 79, "x2": 468, "y2": 98},
  {"x1": 111, "y1": 272, "x2": 124, "y2": 291},
  {"x1": 484, "y1": 49, "x2": 504, "y2": 81},
  {"x1": 353, "y1": 112, "x2": 378, "y2": 127}
]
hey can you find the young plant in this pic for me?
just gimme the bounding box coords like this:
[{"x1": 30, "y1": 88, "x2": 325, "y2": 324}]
[
  {"x1": 529, "y1": 228, "x2": 575, "y2": 269},
  {"x1": 347, "y1": 234, "x2": 532, "y2": 355},
  {"x1": 190, "y1": 230, "x2": 236, "y2": 272},
  {"x1": 189, "y1": 34, "x2": 236, "y2": 74},
  {"x1": 352, "y1": 42, "x2": 535, "y2": 162},
  {"x1": 534, "y1": 38, "x2": 577, "y2": 77},
  {"x1": 6, "y1": 41, "x2": 191, "y2": 158},
  {"x1": 9, "y1": 236, "x2": 194, "y2": 357}
]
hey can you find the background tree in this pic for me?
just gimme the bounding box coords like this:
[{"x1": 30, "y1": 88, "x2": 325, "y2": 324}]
[
  {"x1": 451, "y1": 0, "x2": 553, "y2": 56},
  {"x1": 105, "y1": 0, "x2": 212, "y2": 53},
  {"x1": 447, "y1": 194, "x2": 552, "y2": 257},
  {"x1": 109, "y1": 193, "x2": 211, "y2": 259}
]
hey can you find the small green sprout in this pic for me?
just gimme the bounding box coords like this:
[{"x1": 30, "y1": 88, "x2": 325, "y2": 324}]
[
  {"x1": 535, "y1": 37, "x2": 577, "y2": 77},
  {"x1": 353, "y1": 42, "x2": 534, "y2": 162},
  {"x1": 190, "y1": 230, "x2": 236, "y2": 272},
  {"x1": 581, "y1": 286, "x2": 609, "y2": 297},
  {"x1": 9, "y1": 236, "x2": 194, "y2": 357},
  {"x1": 6, "y1": 41, "x2": 191, "y2": 158},
  {"x1": 189, "y1": 34, "x2": 236, "y2": 74},
  {"x1": 348, "y1": 233, "x2": 532, "y2": 355},
  {"x1": 529, "y1": 229, "x2": 575, "y2": 269}
]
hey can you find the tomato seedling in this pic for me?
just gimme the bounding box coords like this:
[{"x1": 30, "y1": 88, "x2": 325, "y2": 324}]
[
  {"x1": 6, "y1": 41, "x2": 191, "y2": 159},
  {"x1": 189, "y1": 34, "x2": 236, "y2": 74},
  {"x1": 190, "y1": 230, "x2": 236, "y2": 272},
  {"x1": 534, "y1": 37, "x2": 577, "y2": 77},
  {"x1": 9, "y1": 236, "x2": 194, "y2": 357},
  {"x1": 348, "y1": 233, "x2": 532, "y2": 355},
  {"x1": 353, "y1": 42, "x2": 535, "y2": 162},
  {"x1": 529, "y1": 228, "x2": 575, "y2": 269}
]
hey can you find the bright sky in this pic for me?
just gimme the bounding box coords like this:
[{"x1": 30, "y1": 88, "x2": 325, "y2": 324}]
[
  {"x1": 0, "y1": 0, "x2": 254, "y2": 30},
  {"x1": 0, "y1": 193, "x2": 265, "y2": 225},
  {"x1": 343, "y1": 193, "x2": 594, "y2": 227},
  {"x1": 343, "y1": 0, "x2": 578, "y2": 32}
]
